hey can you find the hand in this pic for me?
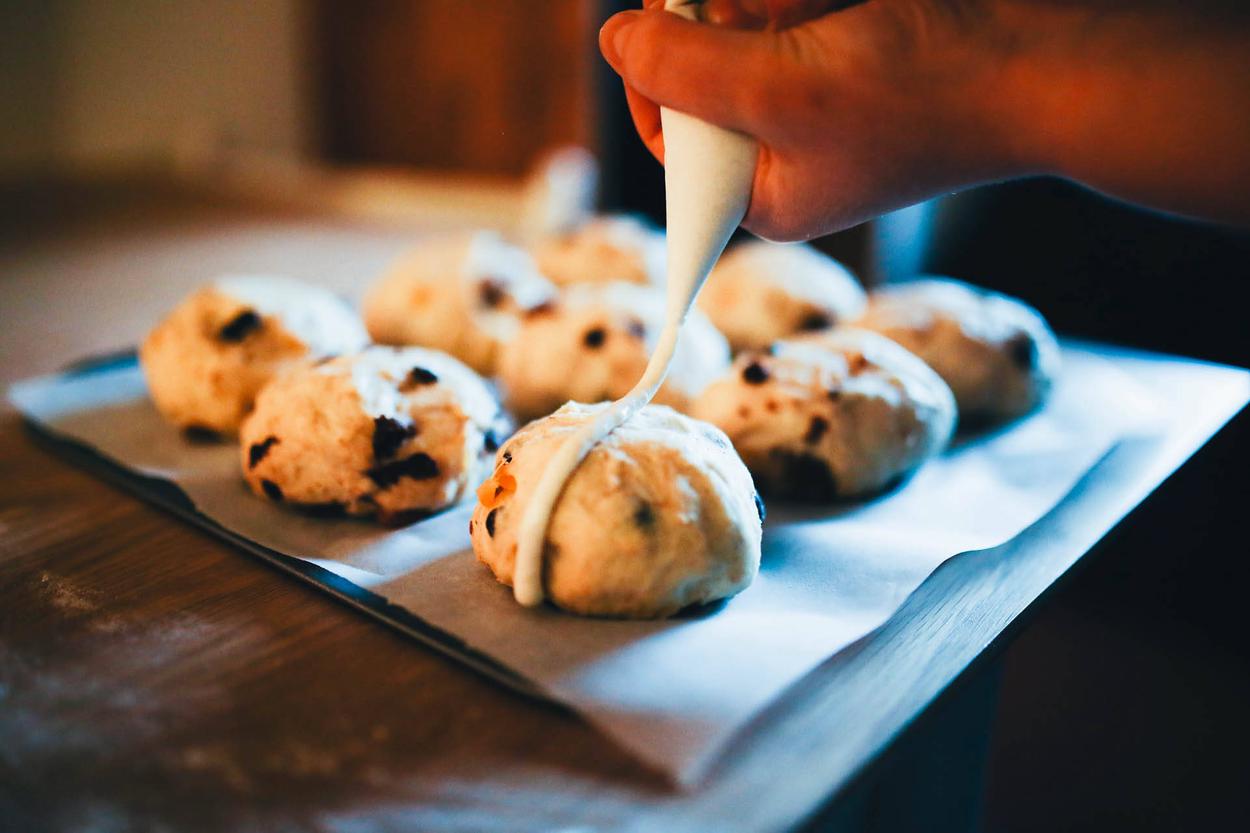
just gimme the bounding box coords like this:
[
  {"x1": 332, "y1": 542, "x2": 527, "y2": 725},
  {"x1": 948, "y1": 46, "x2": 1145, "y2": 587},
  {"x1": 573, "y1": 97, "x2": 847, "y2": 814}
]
[{"x1": 600, "y1": 1, "x2": 1250, "y2": 238}]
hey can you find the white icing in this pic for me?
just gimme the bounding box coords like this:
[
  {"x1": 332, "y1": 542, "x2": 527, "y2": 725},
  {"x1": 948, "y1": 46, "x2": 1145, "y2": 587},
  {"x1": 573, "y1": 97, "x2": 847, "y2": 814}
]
[
  {"x1": 559, "y1": 281, "x2": 730, "y2": 398},
  {"x1": 781, "y1": 327, "x2": 955, "y2": 416},
  {"x1": 870, "y1": 277, "x2": 1051, "y2": 348},
  {"x1": 518, "y1": 145, "x2": 599, "y2": 239},
  {"x1": 460, "y1": 231, "x2": 556, "y2": 344},
  {"x1": 540, "y1": 400, "x2": 750, "y2": 484},
  {"x1": 510, "y1": 0, "x2": 758, "y2": 608},
  {"x1": 343, "y1": 345, "x2": 500, "y2": 429},
  {"x1": 214, "y1": 274, "x2": 368, "y2": 357}
]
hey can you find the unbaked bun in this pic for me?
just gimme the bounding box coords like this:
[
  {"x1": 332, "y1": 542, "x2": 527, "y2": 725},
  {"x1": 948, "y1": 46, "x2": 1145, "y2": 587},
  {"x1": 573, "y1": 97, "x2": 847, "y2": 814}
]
[
  {"x1": 692, "y1": 329, "x2": 955, "y2": 500},
  {"x1": 363, "y1": 231, "x2": 556, "y2": 375},
  {"x1": 852, "y1": 278, "x2": 1060, "y2": 422},
  {"x1": 241, "y1": 346, "x2": 506, "y2": 525},
  {"x1": 140, "y1": 275, "x2": 368, "y2": 437},
  {"x1": 496, "y1": 281, "x2": 730, "y2": 422},
  {"x1": 697, "y1": 239, "x2": 866, "y2": 353},
  {"x1": 470, "y1": 402, "x2": 763, "y2": 618},
  {"x1": 528, "y1": 215, "x2": 665, "y2": 287}
]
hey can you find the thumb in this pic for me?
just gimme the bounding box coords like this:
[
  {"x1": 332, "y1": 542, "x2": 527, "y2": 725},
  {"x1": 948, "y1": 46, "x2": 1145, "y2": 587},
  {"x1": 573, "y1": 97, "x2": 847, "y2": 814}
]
[{"x1": 600, "y1": 8, "x2": 795, "y2": 136}]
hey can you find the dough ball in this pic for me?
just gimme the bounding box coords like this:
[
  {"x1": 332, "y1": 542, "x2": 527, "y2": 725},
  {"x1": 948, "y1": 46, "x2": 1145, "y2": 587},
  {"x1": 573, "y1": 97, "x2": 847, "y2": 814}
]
[
  {"x1": 852, "y1": 278, "x2": 1060, "y2": 422},
  {"x1": 496, "y1": 282, "x2": 730, "y2": 422},
  {"x1": 691, "y1": 329, "x2": 956, "y2": 500},
  {"x1": 470, "y1": 402, "x2": 763, "y2": 618},
  {"x1": 363, "y1": 231, "x2": 556, "y2": 375},
  {"x1": 529, "y1": 215, "x2": 665, "y2": 287},
  {"x1": 140, "y1": 275, "x2": 368, "y2": 437},
  {"x1": 240, "y1": 346, "x2": 506, "y2": 525},
  {"x1": 697, "y1": 239, "x2": 866, "y2": 353}
]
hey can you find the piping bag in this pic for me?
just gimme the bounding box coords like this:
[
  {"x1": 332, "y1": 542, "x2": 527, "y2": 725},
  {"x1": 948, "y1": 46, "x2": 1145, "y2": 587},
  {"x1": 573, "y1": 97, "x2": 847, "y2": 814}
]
[
  {"x1": 657, "y1": 0, "x2": 758, "y2": 332},
  {"x1": 511, "y1": 0, "x2": 758, "y2": 606}
]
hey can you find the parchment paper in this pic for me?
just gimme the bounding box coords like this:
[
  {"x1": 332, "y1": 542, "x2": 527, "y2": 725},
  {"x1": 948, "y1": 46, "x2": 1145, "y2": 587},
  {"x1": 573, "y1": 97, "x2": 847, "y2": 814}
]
[{"x1": 9, "y1": 345, "x2": 1155, "y2": 783}]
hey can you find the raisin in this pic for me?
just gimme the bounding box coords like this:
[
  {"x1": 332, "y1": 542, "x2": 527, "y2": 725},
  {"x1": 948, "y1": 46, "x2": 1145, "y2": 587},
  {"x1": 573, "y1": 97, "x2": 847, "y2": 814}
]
[
  {"x1": 804, "y1": 416, "x2": 829, "y2": 445},
  {"x1": 261, "y1": 479, "x2": 284, "y2": 501},
  {"x1": 478, "y1": 279, "x2": 506, "y2": 308},
  {"x1": 1008, "y1": 333, "x2": 1037, "y2": 370},
  {"x1": 406, "y1": 366, "x2": 439, "y2": 386},
  {"x1": 633, "y1": 501, "x2": 656, "y2": 530},
  {"x1": 524, "y1": 301, "x2": 557, "y2": 318},
  {"x1": 366, "y1": 452, "x2": 440, "y2": 487},
  {"x1": 182, "y1": 425, "x2": 221, "y2": 444},
  {"x1": 219, "y1": 310, "x2": 262, "y2": 342},
  {"x1": 583, "y1": 327, "x2": 607, "y2": 348},
  {"x1": 248, "y1": 436, "x2": 279, "y2": 468},
  {"x1": 372, "y1": 416, "x2": 416, "y2": 461},
  {"x1": 741, "y1": 361, "x2": 769, "y2": 385},
  {"x1": 753, "y1": 492, "x2": 767, "y2": 523},
  {"x1": 485, "y1": 508, "x2": 498, "y2": 537},
  {"x1": 798, "y1": 311, "x2": 833, "y2": 331}
]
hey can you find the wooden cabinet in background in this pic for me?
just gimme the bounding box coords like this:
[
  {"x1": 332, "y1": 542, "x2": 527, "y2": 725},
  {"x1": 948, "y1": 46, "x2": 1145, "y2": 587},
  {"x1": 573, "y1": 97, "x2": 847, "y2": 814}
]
[{"x1": 313, "y1": 0, "x2": 596, "y2": 177}]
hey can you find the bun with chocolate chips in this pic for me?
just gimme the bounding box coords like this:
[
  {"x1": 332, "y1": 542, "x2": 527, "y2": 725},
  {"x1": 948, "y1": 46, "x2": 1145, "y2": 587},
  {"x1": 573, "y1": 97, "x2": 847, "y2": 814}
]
[
  {"x1": 140, "y1": 275, "x2": 368, "y2": 437},
  {"x1": 240, "y1": 345, "x2": 507, "y2": 525},
  {"x1": 528, "y1": 214, "x2": 665, "y2": 287},
  {"x1": 691, "y1": 329, "x2": 956, "y2": 500},
  {"x1": 852, "y1": 278, "x2": 1060, "y2": 423},
  {"x1": 696, "y1": 239, "x2": 866, "y2": 353},
  {"x1": 496, "y1": 281, "x2": 730, "y2": 422},
  {"x1": 470, "y1": 402, "x2": 763, "y2": 618},
  {"x1": 363, "y1": 231, "x2": 556, "y2": 375}
]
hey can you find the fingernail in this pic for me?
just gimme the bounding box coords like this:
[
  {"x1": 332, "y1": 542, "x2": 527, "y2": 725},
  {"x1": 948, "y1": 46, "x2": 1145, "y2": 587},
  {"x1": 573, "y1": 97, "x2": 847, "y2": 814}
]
[
  {"x1": 600, "y1": 11, "x2": 642, "y2": 68},
  {"x1": 613, "y1": 12, "x2": 641, "y2": 56}
]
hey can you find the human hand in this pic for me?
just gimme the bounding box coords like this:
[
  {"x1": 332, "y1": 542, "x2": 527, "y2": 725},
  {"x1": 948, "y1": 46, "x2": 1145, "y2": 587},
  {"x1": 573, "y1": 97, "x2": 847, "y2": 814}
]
[
  {"x1": 600, "y1": 0, "x2": 1032, "y2": 239},
  {"x1": 600, "y1": 1, "x2": 1250, "y2": 237}
]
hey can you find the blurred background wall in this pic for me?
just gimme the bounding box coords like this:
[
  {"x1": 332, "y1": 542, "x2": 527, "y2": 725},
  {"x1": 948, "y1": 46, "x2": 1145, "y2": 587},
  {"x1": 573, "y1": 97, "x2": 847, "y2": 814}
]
[
  {"x1": 0, "y1": 0, "x2": 310, "y2": 178},
  {"x1": 0, "y1": 0, "x2": 600, "y2": 180}
]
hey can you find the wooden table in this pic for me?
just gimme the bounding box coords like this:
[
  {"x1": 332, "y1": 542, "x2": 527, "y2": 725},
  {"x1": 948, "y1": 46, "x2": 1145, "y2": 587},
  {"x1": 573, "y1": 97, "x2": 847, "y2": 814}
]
[{"x1": 3, "y1": 183, "x2": 1247, "y2": 832}]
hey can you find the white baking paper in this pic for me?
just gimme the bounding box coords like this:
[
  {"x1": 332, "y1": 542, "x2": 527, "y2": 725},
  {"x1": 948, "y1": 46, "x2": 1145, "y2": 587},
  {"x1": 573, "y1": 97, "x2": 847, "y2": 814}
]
[{"x1": 9, "y1": 345, "x2": 1155, "y2": 783}]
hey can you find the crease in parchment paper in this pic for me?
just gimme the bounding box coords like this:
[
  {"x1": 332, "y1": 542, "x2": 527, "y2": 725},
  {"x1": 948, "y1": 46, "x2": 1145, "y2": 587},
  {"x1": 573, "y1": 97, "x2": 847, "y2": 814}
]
[{"x1": 8, "y1": 346, "x2": 1153, "y2": 783}]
